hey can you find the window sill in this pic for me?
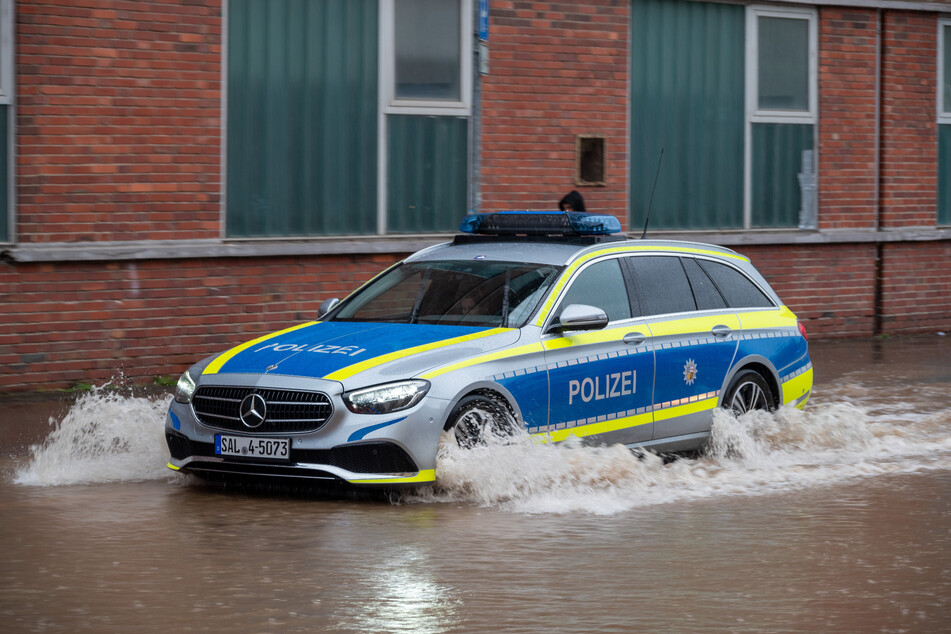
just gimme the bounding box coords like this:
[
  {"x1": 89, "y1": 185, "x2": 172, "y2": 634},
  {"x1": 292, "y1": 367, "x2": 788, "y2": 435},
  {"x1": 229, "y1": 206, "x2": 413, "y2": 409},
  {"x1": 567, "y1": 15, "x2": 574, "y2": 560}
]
[{"x1": 3, "y1": 228, "x2": 951, "y2": 263}]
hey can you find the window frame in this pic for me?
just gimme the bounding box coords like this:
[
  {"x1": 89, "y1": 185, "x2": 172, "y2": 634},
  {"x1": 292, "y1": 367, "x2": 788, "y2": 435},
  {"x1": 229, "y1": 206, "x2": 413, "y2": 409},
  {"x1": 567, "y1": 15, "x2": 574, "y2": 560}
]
[
  {"x1": 940, "y1": 18, "x2": 951, "y2": 125},
  {"x1": 380, "y1": 0, "x2": 473, "y2": 116},
  {"x1": 744, "y1": 5, "x2": 818, "y2": 230},
  {"x1": 0, "y1": 0, "x2": 13, "y2": 244},
  {"x1": 745, "y1": 6, "x2": 818, "y2": 125}
]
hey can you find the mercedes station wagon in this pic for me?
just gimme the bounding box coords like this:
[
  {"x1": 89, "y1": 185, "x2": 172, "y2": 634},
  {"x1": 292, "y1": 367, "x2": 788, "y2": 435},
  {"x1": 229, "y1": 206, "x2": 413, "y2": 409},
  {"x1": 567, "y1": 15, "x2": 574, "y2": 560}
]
[{"x1": 165, "y1": 212, "x2": 812, "y2": 487}]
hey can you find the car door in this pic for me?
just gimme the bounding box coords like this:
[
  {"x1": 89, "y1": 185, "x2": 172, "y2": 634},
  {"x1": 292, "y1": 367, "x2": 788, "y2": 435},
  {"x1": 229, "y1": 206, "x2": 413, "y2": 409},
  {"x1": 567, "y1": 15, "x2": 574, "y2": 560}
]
[
  {"x1": 625, "y1": 255, "x2": 740, "y2": 440},
  {"x1": 541, "y1": 257, "x2": 655, "y2": 445}
]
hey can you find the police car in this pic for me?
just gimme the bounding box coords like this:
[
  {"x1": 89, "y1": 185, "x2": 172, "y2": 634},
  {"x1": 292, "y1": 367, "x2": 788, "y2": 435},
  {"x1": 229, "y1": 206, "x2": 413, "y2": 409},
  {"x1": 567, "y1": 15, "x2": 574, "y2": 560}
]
[{"x1": 165, "y1": 212, "x2": 812, "y2": 486}]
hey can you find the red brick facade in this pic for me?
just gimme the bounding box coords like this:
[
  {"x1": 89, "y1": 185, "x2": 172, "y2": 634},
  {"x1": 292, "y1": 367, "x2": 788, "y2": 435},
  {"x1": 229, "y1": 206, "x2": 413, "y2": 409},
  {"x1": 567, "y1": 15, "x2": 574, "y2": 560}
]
[
  {"x1": 2, "y1": 1, "x2": 950, "y2": 392},
  {"x1": 16, "y1": 0, "x2": 222, "y2": 243},
  {"x1": 880, "y1": 11, "x2": 938, "y2": 228},
  {"x1": 480, "y1": 0, "x2": 630, "y2": 224},
  {"x1": 818, "y1": 8, "x2": 879, "y2": 230}
]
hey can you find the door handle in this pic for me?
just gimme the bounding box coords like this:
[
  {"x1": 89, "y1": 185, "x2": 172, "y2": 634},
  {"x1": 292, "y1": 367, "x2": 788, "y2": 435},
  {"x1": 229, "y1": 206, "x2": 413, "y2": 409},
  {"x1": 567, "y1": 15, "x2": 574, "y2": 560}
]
[
  {"x1": 623, "y1": 332, "x2": 647, "y2": 345},
  {"x1": 711, "y1": 325, "x2": 733, "y2": 338}
]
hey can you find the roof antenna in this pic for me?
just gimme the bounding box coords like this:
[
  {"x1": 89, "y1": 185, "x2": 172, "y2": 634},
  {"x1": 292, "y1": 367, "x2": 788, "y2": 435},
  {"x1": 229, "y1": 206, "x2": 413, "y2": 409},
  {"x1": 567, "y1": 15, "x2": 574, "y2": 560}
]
[{"x1": 640, "y1": 147, "x2": 664, "y2": 240}]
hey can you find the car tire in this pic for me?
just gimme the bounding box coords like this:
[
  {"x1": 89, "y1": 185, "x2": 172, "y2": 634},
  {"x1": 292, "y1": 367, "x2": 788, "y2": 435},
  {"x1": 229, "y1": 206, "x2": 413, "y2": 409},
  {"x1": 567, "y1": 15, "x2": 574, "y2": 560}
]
[
  {"x1": 448, "y1": 393, "x2": 517, "y2": 449},
  {"x1": 724, "y1": 370, "x2": 774, "y2": 416}
]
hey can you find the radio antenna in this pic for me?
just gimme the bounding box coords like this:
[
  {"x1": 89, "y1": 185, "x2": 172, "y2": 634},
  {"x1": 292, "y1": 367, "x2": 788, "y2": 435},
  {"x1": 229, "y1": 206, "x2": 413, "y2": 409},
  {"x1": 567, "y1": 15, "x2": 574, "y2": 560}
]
[{"x1": 640, "y1": 147, "x2": 664, "y2": 239}]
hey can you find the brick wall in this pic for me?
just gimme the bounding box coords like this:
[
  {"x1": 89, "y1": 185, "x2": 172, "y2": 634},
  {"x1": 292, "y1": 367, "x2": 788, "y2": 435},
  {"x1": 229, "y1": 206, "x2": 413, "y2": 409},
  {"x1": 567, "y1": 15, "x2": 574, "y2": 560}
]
[
  {"x1": 818, "y1": 8, "x2": 879, "y2": 230},
  {"x1": 879, "y1": 10, "x2": 938, "y2": 228},
  {"x1": 0, "y1": 253, "x2": 399, "y2": 391},
  {"x1": 742, "y1": 244, "x2": 878, "y2": 337},
  {"x1": 16, "y1": 1, "x2": 222, "y2": 243},
  {"x1": 2, "y1": 1, "x2": 950, "y2": 393},
  {"x1": 880, "y1": 241, "x2": 951, "y2": 332},
  {"x1": 479, "y1": 1, "x2": 630, "y2": 226}
]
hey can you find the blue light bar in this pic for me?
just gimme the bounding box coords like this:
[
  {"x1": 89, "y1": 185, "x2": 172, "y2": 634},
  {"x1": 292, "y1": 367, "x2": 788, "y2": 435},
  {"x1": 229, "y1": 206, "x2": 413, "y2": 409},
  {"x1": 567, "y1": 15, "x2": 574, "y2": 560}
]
[{"x1": 460, "y1": 211, "x2": 622, "y2": 236}]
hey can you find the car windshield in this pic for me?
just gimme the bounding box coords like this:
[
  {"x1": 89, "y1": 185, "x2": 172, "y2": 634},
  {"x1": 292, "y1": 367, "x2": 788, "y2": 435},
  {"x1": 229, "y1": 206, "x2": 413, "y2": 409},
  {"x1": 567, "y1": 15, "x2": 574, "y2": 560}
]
[{"x1": 328, "y1": 260, "x2": 562, "y2": 328}]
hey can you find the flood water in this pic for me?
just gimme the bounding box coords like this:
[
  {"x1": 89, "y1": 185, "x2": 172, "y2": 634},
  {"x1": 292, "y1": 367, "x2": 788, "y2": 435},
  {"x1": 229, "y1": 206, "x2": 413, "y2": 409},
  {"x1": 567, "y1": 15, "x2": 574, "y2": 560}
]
[{"x1": 1, "y1": 335, "x2": 949, "y2": 633}]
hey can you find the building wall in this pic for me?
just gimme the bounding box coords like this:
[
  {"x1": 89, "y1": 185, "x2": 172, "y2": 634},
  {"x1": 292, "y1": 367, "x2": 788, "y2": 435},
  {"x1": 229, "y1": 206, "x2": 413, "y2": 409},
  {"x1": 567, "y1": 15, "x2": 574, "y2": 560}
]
[
  {"x1": 16, "y1": 0, "x2": 222, "y2": 243},
  {"x1": 1, "y1": 1, "x2": 950, "y2": 392},
  {"x1": 479, "y1": 0, "x2": 630, "y2": 223}
]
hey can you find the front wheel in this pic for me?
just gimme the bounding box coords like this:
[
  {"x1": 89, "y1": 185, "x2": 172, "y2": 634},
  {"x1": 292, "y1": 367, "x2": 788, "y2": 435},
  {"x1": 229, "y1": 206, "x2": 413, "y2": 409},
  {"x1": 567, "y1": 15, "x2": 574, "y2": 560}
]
[
  {"x1": 724, "y1": 370, "x2": 773, "y2": 416},
  {"x1": 447, "y1": 393, "x2": 516, "y2": 449}
]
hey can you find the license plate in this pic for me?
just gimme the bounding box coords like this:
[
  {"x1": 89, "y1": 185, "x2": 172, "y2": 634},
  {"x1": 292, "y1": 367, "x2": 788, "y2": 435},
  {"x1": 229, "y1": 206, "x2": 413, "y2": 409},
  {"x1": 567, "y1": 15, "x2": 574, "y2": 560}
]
[{"x1": 215, "y1": 435, "x2": 290, "y2": 461}]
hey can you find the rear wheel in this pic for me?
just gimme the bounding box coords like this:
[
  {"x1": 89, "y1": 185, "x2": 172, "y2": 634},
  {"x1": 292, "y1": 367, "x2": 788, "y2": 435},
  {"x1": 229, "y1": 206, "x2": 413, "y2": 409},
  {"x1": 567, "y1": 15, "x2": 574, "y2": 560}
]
[
  {"x1": 447, "y1": 393, "x2": 516, "y2": 448},
  {"x1": 724, "y1": 370, "x2": 773, "y2": 416}
]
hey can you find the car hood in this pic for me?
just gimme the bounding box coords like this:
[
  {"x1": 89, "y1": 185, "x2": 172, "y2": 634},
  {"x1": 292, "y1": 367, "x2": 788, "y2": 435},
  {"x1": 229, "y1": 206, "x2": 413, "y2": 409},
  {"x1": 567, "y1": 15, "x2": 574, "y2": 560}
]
[{"x1": 201, "y1": 321, "x2": 520, "y2": 386}]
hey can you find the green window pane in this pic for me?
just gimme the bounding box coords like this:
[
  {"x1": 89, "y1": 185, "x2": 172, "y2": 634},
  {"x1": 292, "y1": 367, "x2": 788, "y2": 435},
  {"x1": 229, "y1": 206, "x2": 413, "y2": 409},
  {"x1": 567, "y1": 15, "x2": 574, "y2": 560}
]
[
  {"x1": 939, "y1": 125, "x2": 951, "y2": 225},
  {"x1": 751, "y1": 123, "x2": 814, "y2": 228},
  {"x1": 630, "y1": 0, "x2": 745, "y2": 230},
  {"x1": 226, "y1": 0, "x2": 379, "y2": 237},
  {"x1": 944, "y1": 25, "x2": 951, "y2": 114},
  {"x1": 387, "y1": 115, "x2": 468, "y2": 233},
  {"x1": 758, "y1": 17, "x2": 809, "y2": 111},
  {"x1": 395, "y1": 0, "x2": 461, "y2": 101},
  {"x1": 0, "y1": 105, "x2": 7, "y2": 242}
]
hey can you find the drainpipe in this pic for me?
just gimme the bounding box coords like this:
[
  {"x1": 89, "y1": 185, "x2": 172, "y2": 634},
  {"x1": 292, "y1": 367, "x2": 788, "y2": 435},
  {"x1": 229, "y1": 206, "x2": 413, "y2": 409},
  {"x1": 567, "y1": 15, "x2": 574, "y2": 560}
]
[{"x1": 873, "y1": 8, "x2": 884, "y2": 336}]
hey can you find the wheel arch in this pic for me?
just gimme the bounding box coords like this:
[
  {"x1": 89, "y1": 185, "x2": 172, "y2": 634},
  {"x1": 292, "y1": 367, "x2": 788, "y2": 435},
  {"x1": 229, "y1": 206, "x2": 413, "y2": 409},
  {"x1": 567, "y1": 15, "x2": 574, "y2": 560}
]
[
  {"x1": 720, "y1": 356, "x2": 781, "y2": 409},
  {"x1": 441, "y1": 382, "x2": 522, "y2": 431}
]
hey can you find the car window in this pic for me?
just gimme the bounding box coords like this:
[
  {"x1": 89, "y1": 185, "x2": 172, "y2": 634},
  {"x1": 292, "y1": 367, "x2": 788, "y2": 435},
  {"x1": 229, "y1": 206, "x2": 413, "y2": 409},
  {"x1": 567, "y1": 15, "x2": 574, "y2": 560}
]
[
  {"x1": 555, "y1": 258, "x2": 632, "y2": 322},
  {"x1": 328, "y1": 260, "x2": 562, "y2": 328},
  {"x1": 697, "y1": 260, "x2": 774, "y2": 308},
  {"x1": 628, "y1": 256, "x2": 696, "y2": 316},
  {"x1": 682, "y1": 257, "x2": 728, "y2": 310}
]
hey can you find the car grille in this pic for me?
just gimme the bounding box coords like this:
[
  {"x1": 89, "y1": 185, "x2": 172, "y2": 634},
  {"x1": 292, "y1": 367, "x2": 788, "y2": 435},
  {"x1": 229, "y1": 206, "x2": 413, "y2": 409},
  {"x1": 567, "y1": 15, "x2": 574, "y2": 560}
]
[
  {"x1": 165, "y1": 431, "x2": 418, "y2": 474},
  {"x1": 192, "y1": 386, "x2": 333, "y2": 433}
]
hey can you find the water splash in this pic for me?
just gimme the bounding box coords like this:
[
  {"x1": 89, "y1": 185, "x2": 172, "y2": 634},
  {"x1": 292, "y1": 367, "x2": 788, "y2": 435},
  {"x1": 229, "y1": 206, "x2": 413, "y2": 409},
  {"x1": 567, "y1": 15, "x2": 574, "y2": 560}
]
[
  {"x1": 13, "y1": 387, "x2": 172, "y2": 486},
  {"x1": 12, "y1": 381, "x2": 951, "y2": 515},
  {"x1": 409, "y1": 402, "x2": 951, "y2": 514}
]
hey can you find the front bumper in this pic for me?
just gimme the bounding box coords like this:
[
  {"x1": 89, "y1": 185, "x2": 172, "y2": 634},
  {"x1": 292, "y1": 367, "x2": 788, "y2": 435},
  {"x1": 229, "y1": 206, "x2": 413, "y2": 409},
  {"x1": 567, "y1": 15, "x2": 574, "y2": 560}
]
[
  {"x1": 164, "y1": 375, "x2": 446, "y2": 487},
  {"x1": 165, "y1": 429, "x2": 435, "y2": 485}
]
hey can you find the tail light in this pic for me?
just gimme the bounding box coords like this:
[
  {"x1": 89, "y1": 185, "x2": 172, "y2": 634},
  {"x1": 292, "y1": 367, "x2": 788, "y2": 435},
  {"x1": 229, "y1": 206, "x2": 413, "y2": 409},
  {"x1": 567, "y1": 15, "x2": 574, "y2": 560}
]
[{"x1": 798, "y1": 321, "x2": 808, "y2": 341}]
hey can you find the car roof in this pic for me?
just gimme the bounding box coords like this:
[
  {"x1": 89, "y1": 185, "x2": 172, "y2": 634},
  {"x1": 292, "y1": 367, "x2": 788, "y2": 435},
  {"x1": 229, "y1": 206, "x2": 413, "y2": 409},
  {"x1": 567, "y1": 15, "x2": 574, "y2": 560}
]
[{"x1": 406, "y1": 236, "x2": 749, "y2": 268}]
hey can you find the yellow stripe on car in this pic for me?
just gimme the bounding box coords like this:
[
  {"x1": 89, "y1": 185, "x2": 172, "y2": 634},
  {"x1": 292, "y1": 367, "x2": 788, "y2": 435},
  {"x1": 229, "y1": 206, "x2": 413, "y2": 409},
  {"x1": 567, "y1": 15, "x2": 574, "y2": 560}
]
[
  {"x1": 421, "y1": 341, "x2": 545, "y2": 380},
  {"x1": 736, "y1": 306, "x2": 798, "y2": 329},
  {"x1": 535, "y1": 410, "x2": 654, "y2": 443},
  {"x1": 203, "y1": 321, "x2": 319, "y2": 375},
  {"x1": 326, "y1": 328, "x2": 512, "y2": 381},
  {"x1": 346, "y1": 469, "x2": 436, "y2": 485},
  {"x1": 782, "y1": 366, "x2": 813, "y2": 409}
]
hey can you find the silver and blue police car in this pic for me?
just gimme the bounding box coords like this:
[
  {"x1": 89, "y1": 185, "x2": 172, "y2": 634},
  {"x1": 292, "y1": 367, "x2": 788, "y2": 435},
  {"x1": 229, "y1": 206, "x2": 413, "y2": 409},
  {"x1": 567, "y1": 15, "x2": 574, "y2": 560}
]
[{"x1": 165, "y1": 212, "x2": 812, "y2": 486}]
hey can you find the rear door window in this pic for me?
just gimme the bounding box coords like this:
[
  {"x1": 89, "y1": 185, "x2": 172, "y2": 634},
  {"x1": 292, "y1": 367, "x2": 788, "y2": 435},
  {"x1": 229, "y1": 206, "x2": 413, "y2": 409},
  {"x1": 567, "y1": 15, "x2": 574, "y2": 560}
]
[
  {"x1": 682, "y1": 257, "x2": 728, "y2": 310},
  {"x1": 627, "y1": 256, "x2": 696, "y2": 317},
  {"x1": 697, "y1": 260, "x2": 774, "y2": 308}
]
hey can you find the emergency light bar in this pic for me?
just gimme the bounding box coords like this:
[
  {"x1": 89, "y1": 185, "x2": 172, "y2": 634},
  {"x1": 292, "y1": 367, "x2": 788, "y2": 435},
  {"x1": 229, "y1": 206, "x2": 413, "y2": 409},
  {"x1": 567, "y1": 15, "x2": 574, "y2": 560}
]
[{"x1": 459, "y1": 211, "x2": 622, "y2": 236}]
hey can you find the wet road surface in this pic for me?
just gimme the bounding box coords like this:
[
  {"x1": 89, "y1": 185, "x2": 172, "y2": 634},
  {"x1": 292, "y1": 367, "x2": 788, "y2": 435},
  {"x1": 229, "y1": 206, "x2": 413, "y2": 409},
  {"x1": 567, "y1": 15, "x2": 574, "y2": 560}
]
[{"x1": 1, "y1": 335, "x2": 949, "y2": 632}]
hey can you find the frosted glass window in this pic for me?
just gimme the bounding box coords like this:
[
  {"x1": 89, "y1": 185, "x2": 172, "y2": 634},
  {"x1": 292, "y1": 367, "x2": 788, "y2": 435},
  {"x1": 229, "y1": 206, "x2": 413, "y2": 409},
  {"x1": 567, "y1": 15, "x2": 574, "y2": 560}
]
[
  {"x1": 395, "y1": 0, "x2": 461, "y2": 100},
  {"x1": 758, "y1": 16, "x2": 809, "y2": 111}
]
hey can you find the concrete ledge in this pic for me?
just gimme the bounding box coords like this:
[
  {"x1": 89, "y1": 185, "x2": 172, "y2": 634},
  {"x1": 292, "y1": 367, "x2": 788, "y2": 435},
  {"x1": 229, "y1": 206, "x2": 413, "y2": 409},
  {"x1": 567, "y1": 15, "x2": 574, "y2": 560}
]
[{"x1": 3, "y1": 228, "x2": 951, "y2": 263}]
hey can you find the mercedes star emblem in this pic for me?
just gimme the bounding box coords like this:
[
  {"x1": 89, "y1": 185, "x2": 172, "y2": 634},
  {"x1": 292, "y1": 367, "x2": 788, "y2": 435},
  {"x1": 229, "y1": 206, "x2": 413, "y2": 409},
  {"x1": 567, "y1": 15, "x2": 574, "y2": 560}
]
[{"x1": 239, "y1": 393, "x2": 267, "y2": 429}]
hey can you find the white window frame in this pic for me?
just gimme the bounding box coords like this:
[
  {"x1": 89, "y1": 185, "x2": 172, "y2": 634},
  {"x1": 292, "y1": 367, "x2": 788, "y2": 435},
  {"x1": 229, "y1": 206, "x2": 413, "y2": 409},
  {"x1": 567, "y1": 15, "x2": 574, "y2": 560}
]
[
  {"x1": 1, "y1": 0, "x2": 13, "y2": 244},
  {"x1": 939, "y1": 18, "x2": 951, "y2": 125},
  {"x1": 745, "y1": 6, "x2": 818, "y2": 125},
  {"x1": 380, "y1": 0, "x2": 473, "y2": 116},
  {"x1": 377, "y1": 0, "x2": 473, "y2": 234},
  {"x1": 744, "y1": 5, "x2": 818, "y2": 229}
]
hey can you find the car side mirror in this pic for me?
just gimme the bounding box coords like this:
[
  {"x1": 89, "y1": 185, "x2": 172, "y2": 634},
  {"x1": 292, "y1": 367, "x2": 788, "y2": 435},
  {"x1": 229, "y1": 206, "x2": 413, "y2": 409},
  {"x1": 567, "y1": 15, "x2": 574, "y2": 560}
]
[
  {"x1": 317, "y1": 298, "x2": 340, "y2": 319},
  {"x1": 554, "y1": 304, "x2": 609, "y2": 333}
]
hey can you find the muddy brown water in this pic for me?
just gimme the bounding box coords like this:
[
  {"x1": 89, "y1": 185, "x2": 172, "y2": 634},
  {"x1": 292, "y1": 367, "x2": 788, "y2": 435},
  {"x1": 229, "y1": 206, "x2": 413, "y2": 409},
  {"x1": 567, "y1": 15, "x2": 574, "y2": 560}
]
[{"x1": 1, "y1": 335, "x2": 949, "y2": 633}]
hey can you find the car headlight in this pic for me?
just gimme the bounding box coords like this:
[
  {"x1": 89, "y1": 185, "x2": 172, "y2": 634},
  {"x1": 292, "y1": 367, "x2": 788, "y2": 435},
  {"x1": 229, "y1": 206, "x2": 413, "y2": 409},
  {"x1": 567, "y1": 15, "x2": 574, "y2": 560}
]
[
  {"x1": 174, "y1": 370, "x2": 197, "y2": 404},
  {"x1": 343, "y1": 380, "x2": 430, "y2": 415}
]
